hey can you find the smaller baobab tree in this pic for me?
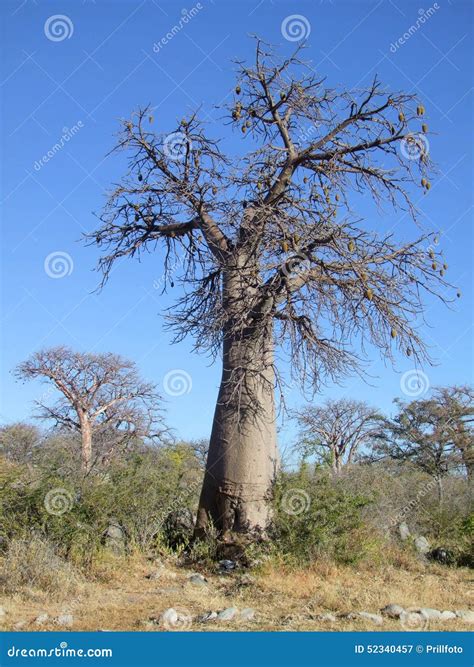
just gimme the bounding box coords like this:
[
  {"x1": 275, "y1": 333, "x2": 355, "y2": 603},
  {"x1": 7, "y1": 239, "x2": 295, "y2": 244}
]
[
  {"x1": 15, "y1": 346, "x2": 164, "y2": 472},
  {"x1": 295, "y1": 399, "x2": 381, "y2": 475}
]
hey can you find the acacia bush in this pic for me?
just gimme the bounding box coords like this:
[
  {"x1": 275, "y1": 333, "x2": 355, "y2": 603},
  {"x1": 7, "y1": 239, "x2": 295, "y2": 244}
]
[
  {"x1": 0, "y1": 437, "x2": 203, "y2": 575},
  {"x1": 0, "y1": 423, "x2": 471, "y2": 596},
  {"x1": 335, "y1": 461, "x2": 472, "y2": 562},
  {"x1": 267, "y1": 461, "x2": 472, "y2": 568},
  {"x1": 270, "y1": 468, "x2": 379, "y2": 566}
]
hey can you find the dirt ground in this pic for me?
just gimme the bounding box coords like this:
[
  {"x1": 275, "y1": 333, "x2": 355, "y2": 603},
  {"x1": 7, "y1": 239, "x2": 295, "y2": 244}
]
[{"x1": 0, "y1": 556, "x2": 472, "y2": 632}]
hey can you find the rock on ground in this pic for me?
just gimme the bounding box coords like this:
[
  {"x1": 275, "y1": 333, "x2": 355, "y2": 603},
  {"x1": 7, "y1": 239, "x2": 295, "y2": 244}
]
[
  {"x1": 399, "y1": 611, "x2": 428, "y2": 629},
  {"x1": 414, "y1": 536, "x2": 431, "y2": 555},
  {"x1": 218, "y1": 559, "x2": 237, "y2": 572},
  {"x1": 381, "y1": 604, "x2": 405, "y2": 619},
  {"x1": 440, "y1": 611, "x2": 456, "y2": 621},
  {"x1": 455, "y1": 610, "x2": 474, "y2": 624},
  {"x1": 240, "y1": 608, "x2": 255, "y2": 621},
  {"x1": 146, "y1": 566, "x2": 178, "y2": 581},
  {"x1": 398, "y1": 522, "x2": 411, "y2": 541},
  {"x1": 160, "y1": 608, "x2": 178, "y2": 627},
  {"x1": 55, "y1": 614, "x2": 73, "y2": 627},
  {"x1": 217, "y1": 607, "x2": 239, "y2": 621},
  {"x1": 104, "y1": 521, "x2": 126, "y2": 556},
  {"x1": 198, "y1": 611, "x2": 218, "y2": 623},
  {"x1": 357, "y1": 612, "x2": 384, "y2": 626},
  {"x1": 146, "y1": 570, "x2": 162, "y2": 580},
  {"x1": 187, "y1": 574, "x2": 207, "y2": 586},
  {"x1": 419, "y1": 608, "x2": 442, "y2": 620},
  {"x1": 317, "y1": 613, "x2": 337, "y2": 622},
  {"x1": 35, "y1": 613, "x2": 49, "y2": 625}
]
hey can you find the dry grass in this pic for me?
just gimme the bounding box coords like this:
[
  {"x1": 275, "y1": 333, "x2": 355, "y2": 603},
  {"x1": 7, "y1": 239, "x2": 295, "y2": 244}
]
[
  {"x1": 0, "y1": 537, "x2": 82, "y2": 599},
  {"x1": 0, "y1": 552, "x2": 472, "y2": 632}
]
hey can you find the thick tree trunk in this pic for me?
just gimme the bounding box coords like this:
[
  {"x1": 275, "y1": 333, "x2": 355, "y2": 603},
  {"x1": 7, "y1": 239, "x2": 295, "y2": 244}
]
[{"x1": 195, "y1": 268, "x2": 278, "y2": 537}]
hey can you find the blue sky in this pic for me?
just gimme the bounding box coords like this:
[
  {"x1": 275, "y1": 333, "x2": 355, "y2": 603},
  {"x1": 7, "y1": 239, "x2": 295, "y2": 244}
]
[{"x1": 1, "y1": 0, "x2": 473, "y2": 451}]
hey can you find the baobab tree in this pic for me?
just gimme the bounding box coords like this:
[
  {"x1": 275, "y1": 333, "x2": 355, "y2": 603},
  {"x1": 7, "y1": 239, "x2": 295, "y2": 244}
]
[
  {"x1": 88, "y1": 41, "x2": 453, "y2": 537},
  {"x1": 295, "y1": 399, "x2": 381, "y2": 475},
  {"x1": 16, "y1": 347, "x2": 163, "y2": 472}
]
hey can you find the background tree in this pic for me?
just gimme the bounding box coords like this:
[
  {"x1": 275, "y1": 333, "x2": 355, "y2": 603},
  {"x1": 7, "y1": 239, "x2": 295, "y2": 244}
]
[
  {"x1": 369, "y1": 390, "x2": 470, "y2": 503},
  {"x1": 88, "y1": 40, "x2": 453, "y2": 537},
  {"x1": 295, "y1": 399, "x2": 381, "y2": 475},
  {"x1": 0, "y1": 422, "x2": 41, "y2": 465},
  {"x1": 433, "y1": 386, "x2": 474, "y2": 486},
  {"x1": 15, "y1": 346, "x2": 164, "y2": 472}
]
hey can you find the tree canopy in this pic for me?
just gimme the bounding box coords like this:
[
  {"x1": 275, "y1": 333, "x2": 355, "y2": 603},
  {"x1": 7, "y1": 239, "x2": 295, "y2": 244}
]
[{"x1": 88, "y1": 40, "x2": 454, "y2": 395}]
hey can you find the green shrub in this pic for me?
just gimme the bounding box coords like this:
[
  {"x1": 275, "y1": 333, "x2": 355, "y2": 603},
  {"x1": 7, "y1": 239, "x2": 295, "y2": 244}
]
[
  {"x1": 0, "y1": 442, "x2": 203, "y2": 574},
  {"x1": 270, "y1": 469, "x2": 376, "y2": 565}
]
